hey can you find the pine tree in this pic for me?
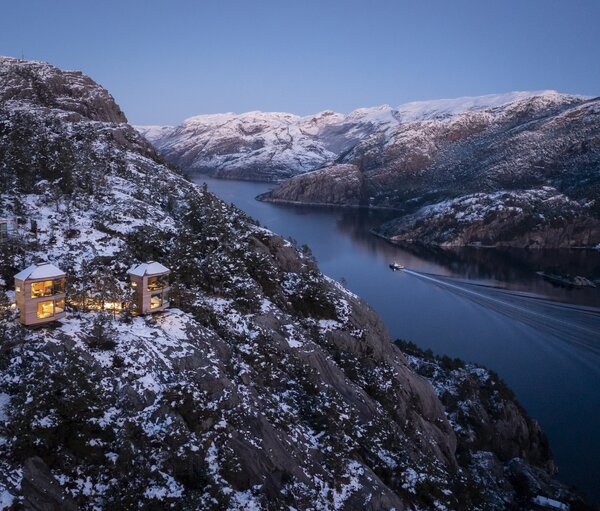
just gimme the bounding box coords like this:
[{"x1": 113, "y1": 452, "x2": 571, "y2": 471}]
[{"x1": 87, "y1": 313, "x2": 117, "y2": 350}]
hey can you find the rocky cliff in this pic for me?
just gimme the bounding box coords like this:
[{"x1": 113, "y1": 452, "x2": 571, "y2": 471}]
[
  {"x1": 0, "y1": 56, "x2": 127, "y2": 124},
  {"x1": 0, "y1": 57, "x2": 590, "y2": 510}
]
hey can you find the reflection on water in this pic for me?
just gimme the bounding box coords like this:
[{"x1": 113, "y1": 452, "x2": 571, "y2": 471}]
[
  {"x1": 334, "y1": 208, "x2": 600, "y2": 307},
  {"x1": 192, "y1": 174, "x2": 600, "y2": 503}
]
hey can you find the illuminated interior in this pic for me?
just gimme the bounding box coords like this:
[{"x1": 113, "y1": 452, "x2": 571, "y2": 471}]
[
  {"x1": 150, "y1": 293, "x2": 163, "y2": 309},
  {"x1": 37, "y1": 300, "x2": 54, "y2": 319},
  {"x1": 54, "y1": 298, "x2": 65, "y2": 314},
  {"x1": 31, "y1": 278, "x2": 65, "y2": 298},
  {"x1": 31, "y1": 281, "x2": 53, "y2": 298},
  {"x1": 147, "y1": 275, "x2": 169, "y2": 291}
]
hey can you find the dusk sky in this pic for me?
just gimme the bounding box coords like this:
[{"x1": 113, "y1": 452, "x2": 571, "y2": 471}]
[{"x1": 1, "y1": 0, "x2": 599, "y2": 125}]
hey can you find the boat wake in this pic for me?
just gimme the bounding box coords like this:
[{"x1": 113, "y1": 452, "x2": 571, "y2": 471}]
[{"x1": 402, "y1": 269, "x2": 600, "y2": 356}]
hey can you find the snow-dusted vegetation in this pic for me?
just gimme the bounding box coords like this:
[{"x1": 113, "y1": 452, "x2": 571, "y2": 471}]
[
  {"x1": 0, "y1": 57, "x2": 592, "y2": 509},
  {"x1": 380, "y1": 187, "x2": 600, "y2": 248}
]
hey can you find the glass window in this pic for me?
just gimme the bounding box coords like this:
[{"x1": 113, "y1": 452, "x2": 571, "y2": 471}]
[
  {"x1": 54, "y1": 298, "x2": 65, "y2": 314},
  {"x1": 147, "y1": 275, "x2": 169, "y2": 292},
  {"x1": 53, "y1": 278, "x2": 65, "y2": 295},
  {"x1": 32, "y1": 280, "x2": 54, "y2": 298},
  {"x1": 150, "y1": 293, "x2": 163, "y2": 309},
  {"x1": 37, "y1": 300, "x2": 54, "y2": 319},
  {"x1": 31, "y1": 278, "x2": 65, "y2": 298}
]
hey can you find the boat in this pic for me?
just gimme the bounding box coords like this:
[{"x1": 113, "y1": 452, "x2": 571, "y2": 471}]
[{"x1": 389, "y1": 262, "x2": 405, "y2": 271}]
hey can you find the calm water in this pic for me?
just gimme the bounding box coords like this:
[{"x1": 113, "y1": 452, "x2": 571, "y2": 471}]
[{"x1": 194, "y1": 175, "x2": 600, "y2": 503}]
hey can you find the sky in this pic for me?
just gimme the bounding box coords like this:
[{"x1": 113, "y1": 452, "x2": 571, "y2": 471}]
[{"x1": 1, "y1": 0, "x2": 599, "y2": 125}]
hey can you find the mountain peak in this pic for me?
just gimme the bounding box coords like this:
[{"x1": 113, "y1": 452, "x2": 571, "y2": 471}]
[
  {"x1": 0, "y1": 55, "x2": 127, "y2": 123},
  {"x1": 183, "y1": 110, "x2": 301, "y2": 127},
  {"x1": 393, "y1": 90, "x2": 583, "y2": 122}
]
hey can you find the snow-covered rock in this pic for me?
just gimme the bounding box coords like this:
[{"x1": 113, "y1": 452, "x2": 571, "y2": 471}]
[{"x1": 379, "y1": 188, "x2": 600, "y2": 248}]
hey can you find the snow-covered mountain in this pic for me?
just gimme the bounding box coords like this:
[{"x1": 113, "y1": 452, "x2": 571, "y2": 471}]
[
  {"x1": 261, "y1": 91, "x2": 600, "y2": 248},
  {"x1": 136, "y1": 110, "x2": 344, "y2": 181},
  {"x1": 136, "y1": 90, "x2": 584, "y2": 182},
  {"x1": 0, "y1": 57, "x2": 591, "y2": 509},
  {"x1": 392, "y1": 90, "x2": 575, "y2": 121}
]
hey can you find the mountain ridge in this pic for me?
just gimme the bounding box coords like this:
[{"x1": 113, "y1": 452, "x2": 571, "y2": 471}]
[{"x1": 136, "y1": 90, "x2": 585, "y2": 182}]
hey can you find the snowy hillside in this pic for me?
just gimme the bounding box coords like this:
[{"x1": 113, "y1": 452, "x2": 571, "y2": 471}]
[
  {"x1": 134, "y1": 124, "x2": 175, "y2": 143},
  {"x1": 378, "y1": 188, "x2": 600, "y2": 248},
  {"x1": 0, "y1": 57, "x2": 591, "y2": 510}
]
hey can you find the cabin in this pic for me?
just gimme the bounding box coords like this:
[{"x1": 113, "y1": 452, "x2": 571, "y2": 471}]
[
  {"x1": 128, "y1": 262, "x2": 171, "y2": 315},
  {"x1": 14, "y1": 263, "x2": 66, "y2": 326}
]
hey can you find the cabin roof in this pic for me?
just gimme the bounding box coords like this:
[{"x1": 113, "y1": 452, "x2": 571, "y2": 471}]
[
  {"x1": 14, "y1": 263, "x2": 66, "y2": 281},
  {"x1": 128, "y1": 261, "x2": 170, "y2": 277}
]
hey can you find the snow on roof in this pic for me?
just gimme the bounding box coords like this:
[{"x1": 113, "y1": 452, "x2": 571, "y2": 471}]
[
  {"x1": 128, "y1": 261, "x2": 170, "y2": 277},
  {"x1": 14, "y1": 263, "x2": 65, "y2": 281}
]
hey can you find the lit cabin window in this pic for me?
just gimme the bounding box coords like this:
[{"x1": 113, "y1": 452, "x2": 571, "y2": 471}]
[
  {"x1": 54, "y1": 278, "x2": 65, "y2": 294},
  {"x1": 147, "y1": 275, "x2": 169, "y2": 292},
  {"x1": 15, "y1": 286, "x2": 21, "y2": 293},
  {"x1": 150, "y1": 293, "x2": 163, "y2": 309},
  {"x1": 32, "y1": 281, "x2": 53, "y2": 298},
  {"x1": 54, "y1": 298, "x2": 65, "y2": 314},
  {"x1": 37, "y1": 300, "x2": 54, "y2": 319},
  {"x1": 31, "y1": 278, "x2": 65, "y2": 298}
]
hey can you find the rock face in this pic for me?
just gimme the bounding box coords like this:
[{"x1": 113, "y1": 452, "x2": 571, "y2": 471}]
[
  {"x1": 0, "y1": 56, "x2": 127, "y2": 123},
  {"x1": 397, "y1": 340, "x2": 592, "y2": 510},
  {"x1": 397, "y1": 341, "x2": 553, "y2": 469},
  {"x1": 21, "y1": 457, "x2": 78, "y2": 511},
  {"x1": 259, "y1": 163, "x2": 364, "y2": 206},
  {"x1": 0, "y1": 57, "x2": 591, "y2": 510}
]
